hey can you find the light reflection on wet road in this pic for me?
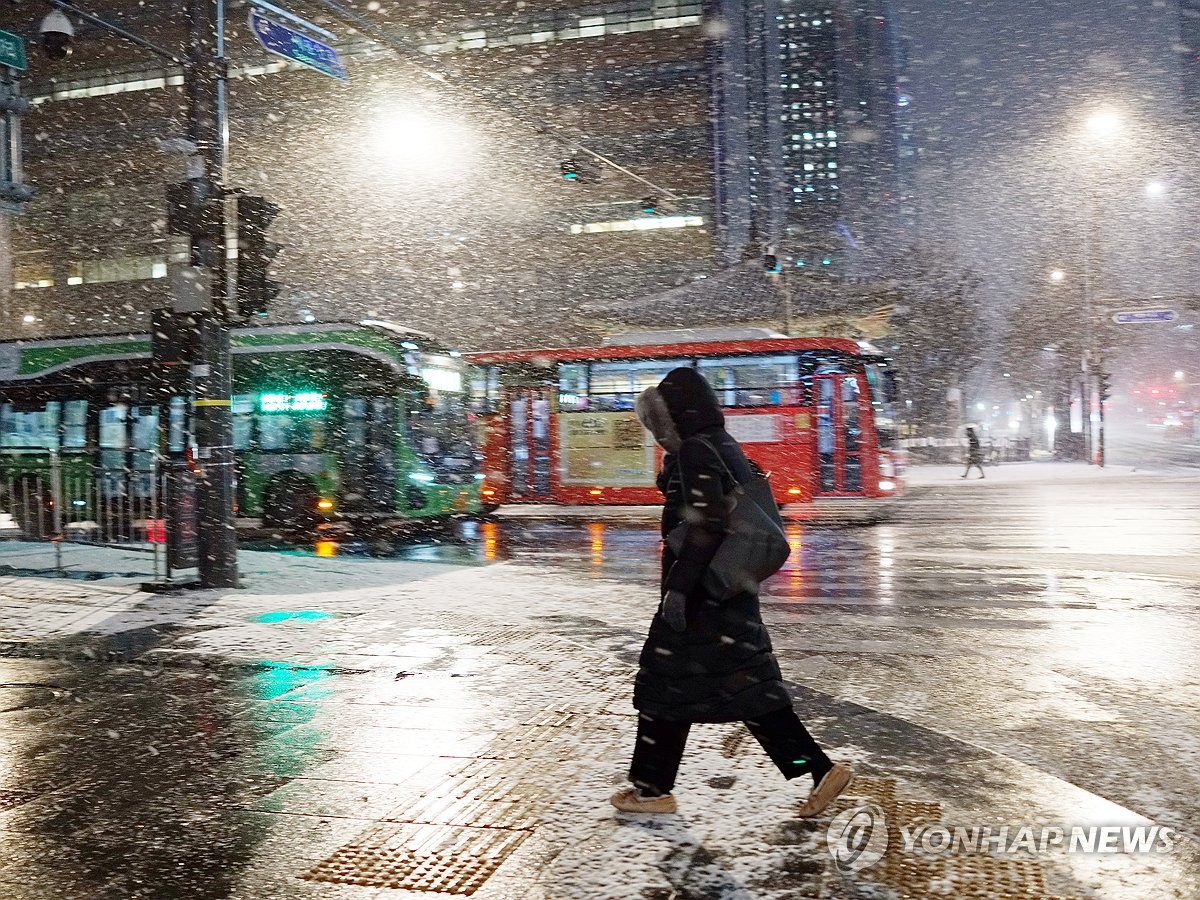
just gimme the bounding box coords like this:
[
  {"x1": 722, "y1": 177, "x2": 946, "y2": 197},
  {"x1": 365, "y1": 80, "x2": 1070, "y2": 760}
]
[{"x1": 0, "y1": 472, "x2": 1197, "y2": 897}]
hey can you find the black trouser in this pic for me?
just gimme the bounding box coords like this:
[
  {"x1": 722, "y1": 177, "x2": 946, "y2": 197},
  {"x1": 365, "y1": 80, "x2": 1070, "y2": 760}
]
[{"x1": 628, "y1": 706, "x2": 833, "y2": 795}]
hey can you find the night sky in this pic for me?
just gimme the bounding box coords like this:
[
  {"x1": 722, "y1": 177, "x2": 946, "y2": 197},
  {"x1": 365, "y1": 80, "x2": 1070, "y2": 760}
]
[{"x1": 899, "y1": 0, "x2": 1199, "y2": 385}]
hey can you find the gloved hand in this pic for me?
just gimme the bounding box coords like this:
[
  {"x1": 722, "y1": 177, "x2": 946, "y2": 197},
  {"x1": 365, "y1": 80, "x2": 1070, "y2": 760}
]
[{"x1": 661, "y1": 589, "x2": 688, "y2": 632}]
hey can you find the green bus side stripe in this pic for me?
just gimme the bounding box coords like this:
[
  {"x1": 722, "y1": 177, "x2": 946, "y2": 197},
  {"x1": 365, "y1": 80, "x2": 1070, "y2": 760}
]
[{"x1": 10, "y1": 327, "x2": 408, "y2": 379}]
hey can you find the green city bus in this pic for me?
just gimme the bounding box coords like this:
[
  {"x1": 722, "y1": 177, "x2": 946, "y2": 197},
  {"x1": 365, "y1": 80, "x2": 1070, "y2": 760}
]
[{"x1": 0, "y1": 320, "x2": 482, "y2": 534}]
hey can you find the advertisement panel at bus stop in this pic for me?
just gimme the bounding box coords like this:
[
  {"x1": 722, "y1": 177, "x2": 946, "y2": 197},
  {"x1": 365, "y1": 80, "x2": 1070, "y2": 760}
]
[{"x1": 559, "y1": 412, "x2": 656, "y2": 487}]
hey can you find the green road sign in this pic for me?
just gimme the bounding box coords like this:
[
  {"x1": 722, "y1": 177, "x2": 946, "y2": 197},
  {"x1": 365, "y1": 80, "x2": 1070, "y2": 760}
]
[{"x1": 0, "y1": 29, "x2": 26, "y2": 72}]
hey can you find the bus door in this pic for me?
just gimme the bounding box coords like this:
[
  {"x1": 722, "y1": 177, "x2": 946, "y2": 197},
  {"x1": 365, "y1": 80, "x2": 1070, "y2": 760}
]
[
  {"x1": 507, "y1": 388, "x2": 552, "y2": 500},
  {"x1": 814, "y1": 374, "x2": 864, "y2": 496},
  {"x1": 342, "y1": 398, "x2": 396, "y2": 513}
]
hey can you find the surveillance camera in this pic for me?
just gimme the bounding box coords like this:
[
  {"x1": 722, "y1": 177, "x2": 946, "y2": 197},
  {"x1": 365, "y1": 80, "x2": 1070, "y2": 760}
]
[{"x1": 39, "y1": 10, "x2": 75, "y2": 60}]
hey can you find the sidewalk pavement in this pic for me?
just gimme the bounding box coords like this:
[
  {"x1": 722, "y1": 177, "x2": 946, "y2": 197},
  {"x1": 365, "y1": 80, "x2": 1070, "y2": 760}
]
[
  {"x1": 904, "y1": 461, "x2": 1174, "y2": 487},
  {"x1": 0, "y1": 544, "x2": 1195, "y2": 898}
]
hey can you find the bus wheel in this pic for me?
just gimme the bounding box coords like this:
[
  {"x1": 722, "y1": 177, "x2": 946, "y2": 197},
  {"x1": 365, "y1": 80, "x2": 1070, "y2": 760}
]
[
  {"x1": 261, "y1": 473, "x2": 321, "y2": 532},
  {"x1": 6, "y1": 476, "x2": 52, "y2": 540}
]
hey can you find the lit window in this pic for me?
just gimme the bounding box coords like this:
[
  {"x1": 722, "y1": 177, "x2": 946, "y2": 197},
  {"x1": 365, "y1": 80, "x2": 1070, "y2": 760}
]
[
  {"x1": 13, "y1": 256, "x2": 54, "y2": 290},
  {"x1": 578, "y1": 16, "x2": 605, "y2": 37},
  {"x1": 569, "y1": 215, "x2": 705, "y2": 235}
]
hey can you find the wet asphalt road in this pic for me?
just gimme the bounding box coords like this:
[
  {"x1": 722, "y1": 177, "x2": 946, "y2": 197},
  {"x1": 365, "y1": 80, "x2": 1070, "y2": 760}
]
[{"x1": 0, "y1": 470, "x2": 1197, "y2": 897}]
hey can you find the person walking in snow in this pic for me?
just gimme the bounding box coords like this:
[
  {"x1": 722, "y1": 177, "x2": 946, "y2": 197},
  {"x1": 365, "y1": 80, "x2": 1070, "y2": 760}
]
[
  {"x1": 610, "y1": 366, "x2": 852, "y2": 817},
  {"x1": 962, "y1": 425, "x2": 986, "y2": 479}
]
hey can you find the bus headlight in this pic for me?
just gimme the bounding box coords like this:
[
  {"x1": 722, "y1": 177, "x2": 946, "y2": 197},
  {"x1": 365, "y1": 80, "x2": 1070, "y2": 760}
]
[
  {"x1": 878, "y1": 453, "x2": 896, "y2": 478},
  {"x1": 879, "y1": 480, "x2": 896, "y2": 491}
]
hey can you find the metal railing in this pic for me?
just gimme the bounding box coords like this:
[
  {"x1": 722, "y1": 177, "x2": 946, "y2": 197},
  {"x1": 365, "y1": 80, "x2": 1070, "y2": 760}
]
[{"x1": 0, "y1": 448, "x2": 166, "y2": 579}]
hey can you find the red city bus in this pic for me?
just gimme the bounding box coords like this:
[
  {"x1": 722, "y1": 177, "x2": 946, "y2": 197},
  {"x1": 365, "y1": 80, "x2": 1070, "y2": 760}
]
[{"x1": 465, "y1": 333, "x2": 904, "y2": 507}]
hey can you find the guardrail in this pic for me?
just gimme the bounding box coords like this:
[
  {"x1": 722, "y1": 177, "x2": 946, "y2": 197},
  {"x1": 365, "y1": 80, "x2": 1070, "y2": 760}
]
[
  {"x1": 0, "y1": 448, "x2": 167, "y2": 579},
  {"x1": 900, "y1": 436, "x2": 1033, "y2": 465}
]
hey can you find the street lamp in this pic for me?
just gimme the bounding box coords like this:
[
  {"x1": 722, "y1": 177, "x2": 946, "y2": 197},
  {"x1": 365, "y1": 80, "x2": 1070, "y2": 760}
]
[
  {"x1": 1074, "y1": 108, "x2": 1124, "y2": 466},
  {"x1": 1086, "y1": 109, "x2": 1122, "y2": 139},
  {"x1": 1146, "y1": 180, "x2": 1167, "y2": 198},
  {"x1": 1049, "y1": 269, "x2": 1066, "y2": 283}
]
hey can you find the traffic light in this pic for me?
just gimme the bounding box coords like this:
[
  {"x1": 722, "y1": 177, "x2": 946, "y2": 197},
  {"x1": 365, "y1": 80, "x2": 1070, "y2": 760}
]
[
  {"x1": 1098, "y1": 371, "x2": 1112, "y2": 402},
  {"x1": 641, "y1": 196, "x2": 658, "y2": 214},
  {"x1": 234, "y1": 194, "x2": 281, "y2": 318},
  {"x1": 166, "y1": 180, "x2": 221, "y2": 240}
]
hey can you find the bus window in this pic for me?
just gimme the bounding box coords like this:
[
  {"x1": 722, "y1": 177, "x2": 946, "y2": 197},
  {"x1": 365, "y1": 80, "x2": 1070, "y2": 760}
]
[
  {"x1": 469, "y1": 365, "x2": 501, "y2": 415},
  {"x1": 232, "y1": 395, "x2": 255, "y2": 451},
  {"x1": 865, "y1": 363, "x2": 901, "y2": 449},
  {"x1": 99, "y1": 405, "x2": 129, "y2": 449},
  {"x1": 344, "y1": 398, "x2": 397, "y2": 512},
  {"x1": 588, "y1": 360, "x2": 680, "y2": 410},
  {"x1": 697, "y1": 355, "x2": 800, "y2": 407},
  {"x1": 407, "y1": 389, "x2": 475, "y2": 473},
  {"x1": 558, "y1": 363, "x2": 588, "y2": 411},
  {"x1": 63, "y1": 400, "x2": 87, "y2": 448},
  {"x1": 0, "y1": 402, "x2": 60, "y2": 449},
  {"x1": 841, "y1": 376, "x2": 863, "y2": 492},
  {"x1": 257, "y1": 413, "x2": 328, "y2": 452},
  {"x1": 168, "y1": 397, "x2": 188, "y2": 454},
  {"x1": 131, "y1": 406, "x2": 158, "y2": 451}
]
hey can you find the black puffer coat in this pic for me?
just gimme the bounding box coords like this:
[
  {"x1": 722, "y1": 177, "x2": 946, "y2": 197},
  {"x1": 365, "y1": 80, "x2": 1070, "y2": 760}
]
[{"x1": 632, "y1": 367, "x2": 791, "y2": 723}]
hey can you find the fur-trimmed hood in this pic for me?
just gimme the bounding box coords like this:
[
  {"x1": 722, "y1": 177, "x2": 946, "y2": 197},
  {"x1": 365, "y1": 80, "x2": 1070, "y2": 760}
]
[
  {"x1": 635, "y1": 386, "x2": 681, "y2": 453},
  {"x1": 635, "y1": 366, "x2": 724, "y2": 452}
]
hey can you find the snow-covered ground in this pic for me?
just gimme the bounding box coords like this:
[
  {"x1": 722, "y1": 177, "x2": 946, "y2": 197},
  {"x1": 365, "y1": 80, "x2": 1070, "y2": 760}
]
[{"x1": 0, "y1": 524, "x2": 1196, "y2": 898}]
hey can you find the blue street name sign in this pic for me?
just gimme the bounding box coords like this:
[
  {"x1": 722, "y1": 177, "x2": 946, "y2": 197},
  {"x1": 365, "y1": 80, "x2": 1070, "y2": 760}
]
[
  {"x1": 1111, "y1": 309, "x2": 1177, "y2": 325},
  {"x1": 0, "y1": 28, "x2": 27, "y2": 72},
  {"x1": 249, "y1": 8, "x2": 347, "y2": 82}
]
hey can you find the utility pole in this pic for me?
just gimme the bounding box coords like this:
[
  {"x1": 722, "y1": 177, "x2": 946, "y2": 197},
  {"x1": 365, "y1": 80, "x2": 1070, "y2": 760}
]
[
  {"x1": 40, "y1": 1, "x2": 238, "y2": 585},
  {"x1": 185, "y1": 0, "x2": 238, "y2": 587}
]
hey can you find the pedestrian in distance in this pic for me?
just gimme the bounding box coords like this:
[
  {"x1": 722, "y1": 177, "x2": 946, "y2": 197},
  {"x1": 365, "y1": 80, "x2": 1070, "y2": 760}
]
[
  {"x1": 962, "y1": 425, "x2": 986, "y2": 479},
  {"x1": 610, "y1": 366, "x2": 853, "y2": 817}
]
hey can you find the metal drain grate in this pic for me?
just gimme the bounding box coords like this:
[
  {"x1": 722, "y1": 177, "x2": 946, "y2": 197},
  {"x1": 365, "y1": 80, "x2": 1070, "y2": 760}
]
[
  {"x1": 303, "y1": 823, "x2": 527, "y2": 895},
  {"x1": 829, "y1": 776, "x2": 1079, "y2": 900}
]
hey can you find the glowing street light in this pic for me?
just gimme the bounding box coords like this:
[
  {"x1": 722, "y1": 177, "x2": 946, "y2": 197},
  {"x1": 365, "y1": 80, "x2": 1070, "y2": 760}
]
[
  {"x1": 1085, "y1": 109, "x2": 1122, "y2": 139},
  {"x1": 1146, "y1": 180, "x2": 1166, "y2": 198},
  {"x1": 1049, "y1": 269, "x2": 1066, "y2": 283}
]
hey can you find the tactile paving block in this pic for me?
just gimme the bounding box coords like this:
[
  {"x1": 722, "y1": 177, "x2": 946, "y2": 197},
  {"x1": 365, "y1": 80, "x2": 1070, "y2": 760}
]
[
  {"x1": 385, "y1": 793, "x2": 538, "y2": 831},
  {"x1": 303, "y1": 823, "x2": 527, "y2": 895},
  {"x1": 0, "y1": 789, "x2": 36, "y2": 810},
  {"x1": 461, "y1": 628, "x2": 542, "y2": 648},
  {"x1": 441, "y1": 758, "x2": 557, "y2": 802},
  {"x1": 827, "y1": 775, "x2": 1079, "y2": 900}
]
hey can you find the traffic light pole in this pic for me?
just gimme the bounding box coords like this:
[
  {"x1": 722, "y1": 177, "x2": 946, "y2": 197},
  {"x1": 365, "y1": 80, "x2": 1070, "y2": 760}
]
[{"x1": 186, "y1": 0, "x2": 238, "y2": 588}]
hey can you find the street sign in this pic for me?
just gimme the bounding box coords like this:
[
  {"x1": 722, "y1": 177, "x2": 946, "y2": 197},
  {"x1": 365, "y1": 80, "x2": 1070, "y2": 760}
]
[
  {"x1": 249, "y1": 8, "x2": 347, "y2": 82},
  {"x1": 1111, "y1": 309, "x2": 1177, "y2": 325},
  {"x1": 0, "y1": 29, "x2": 27, "y2": 72}
]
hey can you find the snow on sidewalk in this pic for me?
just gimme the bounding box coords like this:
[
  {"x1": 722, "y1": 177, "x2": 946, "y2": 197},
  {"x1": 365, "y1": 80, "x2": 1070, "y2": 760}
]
[{"x1": 0, "y1": 543, "x2": 1193, "y2": 898}]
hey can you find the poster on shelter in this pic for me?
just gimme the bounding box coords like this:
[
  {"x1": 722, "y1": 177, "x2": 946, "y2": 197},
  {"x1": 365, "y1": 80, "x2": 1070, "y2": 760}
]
[{"x1": 559, "y1": 412, "x2": 656, "y2": 486}]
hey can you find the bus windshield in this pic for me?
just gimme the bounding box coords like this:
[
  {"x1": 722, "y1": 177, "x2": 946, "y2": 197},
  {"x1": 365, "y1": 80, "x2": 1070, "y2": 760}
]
[
  {"x1": 865, "y1": 361, "x2": 901, "y2": 449},
  {"x1": 408, "y1": 356, "x2": 477, "y2": 474}
]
